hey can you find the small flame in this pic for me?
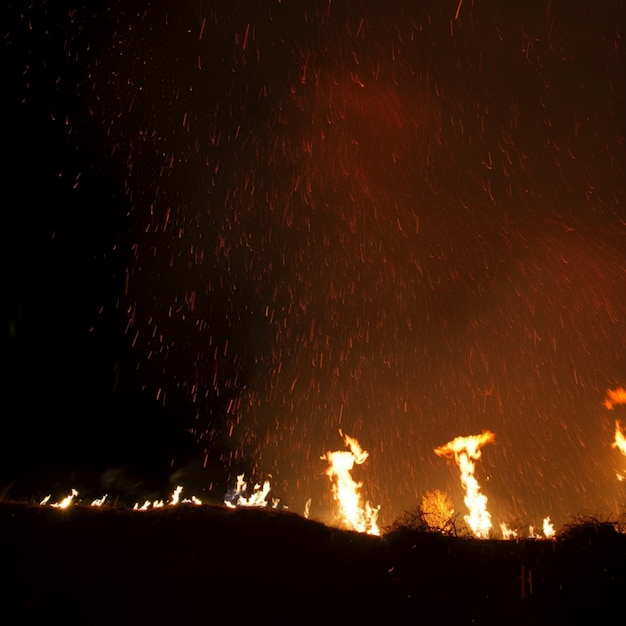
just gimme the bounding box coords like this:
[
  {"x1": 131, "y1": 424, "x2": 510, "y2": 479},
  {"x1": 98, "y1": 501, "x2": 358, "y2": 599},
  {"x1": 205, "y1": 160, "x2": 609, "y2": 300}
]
[
  {"x1": 500, "y1": 522, "x2": 518, "y2": 540},
  {"x1": 528, "y1": 516, "x2": 555, "y2": 539},
  {"x1": 604, "y1": 387, "x2": 626, "y2": 410},
  {"x1": 50, "y1": 489, "x2": 78, "y2": 509},
  {"x1": 543, "y1": 516, "x2": 555, "y2": 539},
  {"x1": 322, "y1": 430, "x2": 380, "y2": 536},
  {"x1": 132, "y1": 486, "x2": 198, "y2": 510},
  {"x1": 170, "y1": 485, "x2": 183, "y2": 505},
  {"x1": 224, "y1": 474, "x2": 276, "y2": 508},
  {"x1": 91, "y1": 494, "x2": 108, "y2": 507},
  {"x1": 434, "y1": 431, "x2": 496, "y2": 539}
]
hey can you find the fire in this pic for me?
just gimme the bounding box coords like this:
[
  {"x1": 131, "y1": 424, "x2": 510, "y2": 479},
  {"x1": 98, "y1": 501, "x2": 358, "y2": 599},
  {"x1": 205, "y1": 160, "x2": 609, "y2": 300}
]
[
  {"x1": 528, "y1": 516, "x2": 556, "y2": 539},
  {"x1": 133, "y1": 486, "x2": 201, "y2": 510},
  {"x1": 43, "y1": 488, "x2": 78, "y2": 509},
  {"x1": 91, "y1": 495, "x2": 108, "y2": 507},
  {"x1": 170, "y1": 485, "x2": 183, "y2": 505},
  {"x1": 434, "y1": 431, "x2": 496, "y2": 539},
  {"x1": 500, "y1": 523, "x2": 518, "y2": 540},
  {"x1": 612, "y1": 420, "x2": 626, "y2": 455},
  {"x1": 605, "y1": 387, "x2": 626, "y2": 479},
  {"x1": 543, "y1": 516, "x2": 555, "y2": 539},
  {"x1": 604, "y1": 386, "x2": 626, "y2": 410},
  {"x1": 322, "y1": 431, "x2": 380, "y2": 536},
  {"x1": 224, "y1": 475, "x2": 277, "y2": 508}
]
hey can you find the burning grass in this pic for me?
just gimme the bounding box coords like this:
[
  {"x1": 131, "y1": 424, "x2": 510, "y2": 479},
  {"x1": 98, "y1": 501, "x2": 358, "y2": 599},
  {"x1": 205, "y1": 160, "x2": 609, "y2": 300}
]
[{"x1": 1, "y1": 500, "x2": 625, "y2": 626}]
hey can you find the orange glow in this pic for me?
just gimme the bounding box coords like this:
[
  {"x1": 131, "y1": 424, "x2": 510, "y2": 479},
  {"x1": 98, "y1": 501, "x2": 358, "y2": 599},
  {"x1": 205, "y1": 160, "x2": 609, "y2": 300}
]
[
  {"x1": 434, "y1": 431, "x2": 496, "y2": 539},
  {"x1": 604, "y1": 387, "x2": 626, "y2": 410},
  {"x1": 322, "y1": 431, "x2": 380, "y2": 536}
]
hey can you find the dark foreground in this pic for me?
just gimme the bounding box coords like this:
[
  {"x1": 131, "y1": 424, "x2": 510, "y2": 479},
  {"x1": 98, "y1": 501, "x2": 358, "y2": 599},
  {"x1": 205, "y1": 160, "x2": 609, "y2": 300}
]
[{"x1": 1, "y1": 502, "x2": 625, "y2": 625}]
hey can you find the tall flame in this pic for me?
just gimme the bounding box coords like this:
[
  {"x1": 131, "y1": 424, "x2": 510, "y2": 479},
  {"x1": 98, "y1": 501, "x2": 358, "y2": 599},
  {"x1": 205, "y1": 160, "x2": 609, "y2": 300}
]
[
  {"x1": 613, "y1": 420, "x2": 626, "y2": 456},
  {"x1": 322, "y1": 431, "x2": 380, "y2": 536},
  {"x1": 434, "y1": 431, "x2": 496, "y2": 539},
  {"x1": 605, "y1": 387, "x2": 626, "y2": 479},
  {"x1": 543, "y1": 516, "x2": 555, "y2": 539}
]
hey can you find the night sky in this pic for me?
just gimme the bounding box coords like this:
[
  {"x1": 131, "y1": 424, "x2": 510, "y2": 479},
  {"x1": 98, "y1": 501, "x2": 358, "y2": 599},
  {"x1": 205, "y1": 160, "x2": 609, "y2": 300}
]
[{"x1": 3, "y1": 1, "x2": 626, "y2": 529}]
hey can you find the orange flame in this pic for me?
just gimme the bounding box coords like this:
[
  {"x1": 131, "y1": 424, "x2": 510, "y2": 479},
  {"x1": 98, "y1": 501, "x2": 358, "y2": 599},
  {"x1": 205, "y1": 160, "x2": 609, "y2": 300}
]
[
  {"x1": 604, "y1": 387, "x2": 626, "y2": 410},
  {"x1": 434, "y1": 431, "x2": 496, "y2": 539},
  {"x1": 500, "y1": 522, "x2": 518, "y2": 540},
  {"x1": 322, "y1": 431, "x2": 380, "y2": 536},
  {"x1": 612, "y1": 421, "x2": 626, "y2": 456},
  {"x1": 605, "y1": 387, "x2": 626, "y2": 480}
]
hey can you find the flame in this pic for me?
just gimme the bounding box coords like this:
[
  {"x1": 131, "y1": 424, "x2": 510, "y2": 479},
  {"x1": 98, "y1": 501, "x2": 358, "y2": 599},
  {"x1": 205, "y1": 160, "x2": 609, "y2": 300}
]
[
  {"x1": 170, "y1": 485, "x2": 183, "y2": 505},
  {"x1": 605, "y1": 387, "x2": 626, "y2": 479},
  {"x1": 321, "y1": 431, "x2": 380, "y2": 536},
  {"x1": 47, "y1": 488, "x2": 78, "y2": 509},
  {"x1": 612, "y1": 420, "x2": 626, "y2": 456},
  {"x1": 543, "y1": 516, "x2": 555, "y2": 539},
  {"x1": 611, "y1": 421, "x2": 626, "y2": 480},
  {"x1": 224, "y1": 474, "x2": 276, "y2": 508},
  {"x1": 500, "y1": 522, "x2": 518, "y2": 540},
  {"x1": 604, "y1": 386, "x2": 626, "y2": 410},
  {"x1": 91, "y1": 494, "x2": 108, "y2": 507},
  {"x1": 133, "y1": 486, "x2": 201, "y2": 510},
  {"x1": 434, "y1": 431, "x2": 496, "y2": 539}
]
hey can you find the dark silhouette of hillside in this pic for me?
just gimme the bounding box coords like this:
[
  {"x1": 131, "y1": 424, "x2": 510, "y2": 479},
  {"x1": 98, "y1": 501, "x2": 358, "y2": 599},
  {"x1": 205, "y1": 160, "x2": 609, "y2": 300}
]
[{"x1": 1, "y1": 502, "x2": 625, "y2": 625}]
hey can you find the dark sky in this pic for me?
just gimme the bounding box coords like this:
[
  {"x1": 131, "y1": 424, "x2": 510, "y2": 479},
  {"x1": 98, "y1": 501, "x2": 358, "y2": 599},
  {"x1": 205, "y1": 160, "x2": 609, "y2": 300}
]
[{"x1": 3, "y1": 1, "x2": 626, "y2": 529}]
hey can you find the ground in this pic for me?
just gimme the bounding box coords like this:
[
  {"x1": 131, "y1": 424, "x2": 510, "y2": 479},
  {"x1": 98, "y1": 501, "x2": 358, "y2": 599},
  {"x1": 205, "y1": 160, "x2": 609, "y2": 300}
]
[{"x1": 1, "y1": 502, "x2": 624, "y2": 625}]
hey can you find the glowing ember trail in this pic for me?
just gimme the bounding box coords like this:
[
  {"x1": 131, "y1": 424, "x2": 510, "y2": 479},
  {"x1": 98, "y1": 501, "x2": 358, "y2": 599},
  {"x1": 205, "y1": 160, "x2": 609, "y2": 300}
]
[
  {"x1": 434, "y1": 431, "x2": 496, "y2": 539},
  {"x1": 322, "y1": 431, "x2": 380, "y2": 536}
]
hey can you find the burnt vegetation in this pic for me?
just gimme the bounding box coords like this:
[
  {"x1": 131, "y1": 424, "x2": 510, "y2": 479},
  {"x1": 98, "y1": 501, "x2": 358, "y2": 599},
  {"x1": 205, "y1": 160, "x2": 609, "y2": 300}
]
[{"x1": 1, "y1": 501, "x2": 625, "y2": 625}]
